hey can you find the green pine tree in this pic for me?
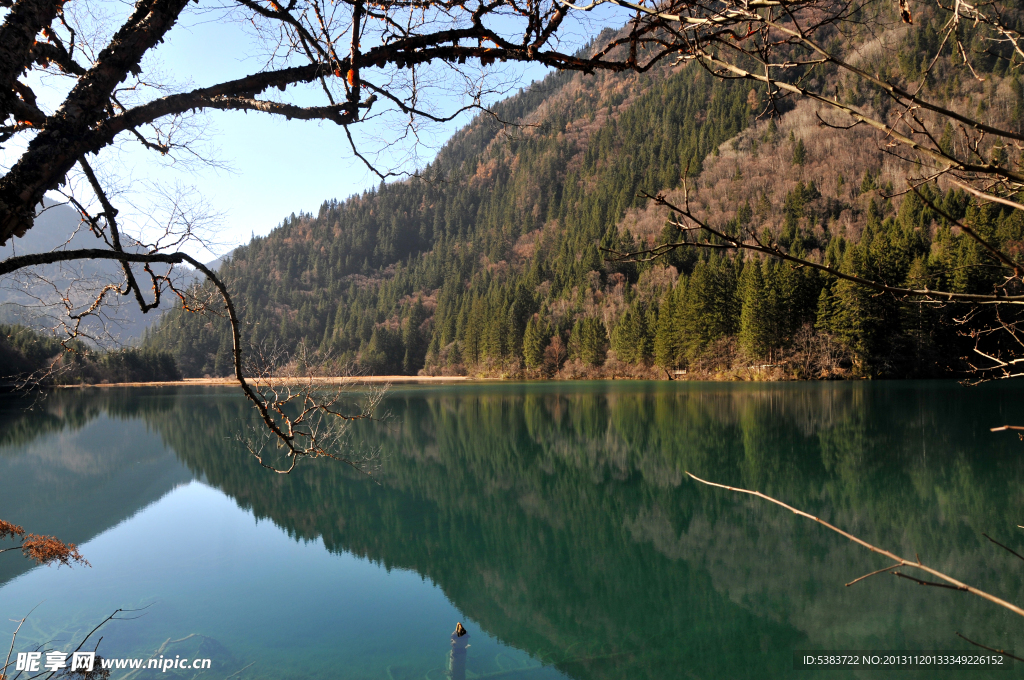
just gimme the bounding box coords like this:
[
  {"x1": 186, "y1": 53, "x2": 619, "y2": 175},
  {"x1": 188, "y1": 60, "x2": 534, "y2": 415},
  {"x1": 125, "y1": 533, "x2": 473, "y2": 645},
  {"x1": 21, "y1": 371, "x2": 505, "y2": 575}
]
[
  {"x1": 523, "y1": 316, "x2": 548, "y2": 369},
  {"x1": 792, "y1": 138, "x2": 806, "y2": 166},
  {"x1": 612, "y1": 303, "x2": 653, "y2": 364},
  {"x1": 739, "y1": 258, "x2": 771, "y2": 361},
  {"x1": 570, "y1": 317, "x2": 609, "y2": 366}
]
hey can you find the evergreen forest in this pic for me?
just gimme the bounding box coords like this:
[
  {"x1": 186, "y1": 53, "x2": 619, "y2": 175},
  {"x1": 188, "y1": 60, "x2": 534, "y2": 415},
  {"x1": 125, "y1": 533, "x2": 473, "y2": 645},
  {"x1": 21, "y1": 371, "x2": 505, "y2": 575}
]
[
  {"x1": 0, "y1": 324, "x2": 181, "y2": 384},
  {"x1": 144, "y1": 12, "x2": 1024, "y2": 380}
]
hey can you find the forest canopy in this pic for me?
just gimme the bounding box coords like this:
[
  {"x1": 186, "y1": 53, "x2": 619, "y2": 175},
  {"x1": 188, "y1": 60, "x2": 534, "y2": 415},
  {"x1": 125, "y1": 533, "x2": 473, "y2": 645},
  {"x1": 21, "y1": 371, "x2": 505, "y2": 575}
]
[{"x1": 145, "y1": 2, "x2": 1024, "y2": 380}]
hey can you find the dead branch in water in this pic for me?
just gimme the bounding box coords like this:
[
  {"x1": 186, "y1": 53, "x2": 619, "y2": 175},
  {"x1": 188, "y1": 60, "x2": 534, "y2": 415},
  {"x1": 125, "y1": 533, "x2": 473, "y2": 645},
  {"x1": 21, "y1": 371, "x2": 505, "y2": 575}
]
[{"x1": 685, "y1": 471, "x2": 1024, "y2": 618}]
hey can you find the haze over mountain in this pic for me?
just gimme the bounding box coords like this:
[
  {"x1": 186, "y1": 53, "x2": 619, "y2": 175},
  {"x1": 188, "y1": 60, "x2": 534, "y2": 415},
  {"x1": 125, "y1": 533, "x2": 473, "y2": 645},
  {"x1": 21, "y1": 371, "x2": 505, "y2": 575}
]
[
  {"x1": 145, "y1": 13, "x2": 1024, "y2": 379},
  {"x1": 0, "y1": 201, "x2": 192, "y2": 344}
]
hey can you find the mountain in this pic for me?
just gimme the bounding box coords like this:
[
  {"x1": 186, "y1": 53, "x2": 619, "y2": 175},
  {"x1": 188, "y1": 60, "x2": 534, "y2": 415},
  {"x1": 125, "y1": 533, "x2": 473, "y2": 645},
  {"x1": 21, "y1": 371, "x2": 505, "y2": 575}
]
[
  {"x1": 0, "y1": 201, "x2": 185, "y2": 344},
  {"x1": 203, "y1": 252, "x2": 232, "y2": 272},
  {"x1": 145, "y1": 12, "x2": 1024, "y2": 379}
]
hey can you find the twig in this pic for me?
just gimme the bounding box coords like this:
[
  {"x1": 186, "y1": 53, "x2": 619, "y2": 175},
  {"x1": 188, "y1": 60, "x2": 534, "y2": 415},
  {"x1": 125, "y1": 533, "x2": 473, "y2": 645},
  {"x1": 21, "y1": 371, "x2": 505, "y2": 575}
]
[
  {"x1": 845, "y1": 563, "x2": 900, "y2": 587},
  {"x1": 685, "y1": 472, "x2": 1024, "y2": 617},
  {"x1": 68, "y1": 605, "x2": 152, "y2": 659},
  {"x1": 982, "y1": 533, "x2": 1024, "y2": 563},
  {"x1": 892, "y1": 571, "x2": 969, "y2": 591},
  {"x1": 954, "y1": 632, "x2": 1024, "y2": 663},
  {"x1": 2, "y1": 604, "x2": 40, "y2": 679}
]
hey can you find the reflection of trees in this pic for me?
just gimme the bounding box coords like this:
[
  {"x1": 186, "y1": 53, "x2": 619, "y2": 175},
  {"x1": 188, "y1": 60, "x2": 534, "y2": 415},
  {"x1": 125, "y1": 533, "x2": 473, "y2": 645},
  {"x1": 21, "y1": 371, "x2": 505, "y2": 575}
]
[
  {"x1": 0, "y1": 399, "x2": 65, "y2": 451},
  {"x1": 0, "y1": 388, "x2": 185, "y2": 452},
  {"x1": 0, "y1": 389, "x2": 117, "y2": 451},
  {"x1": 110, "y1": 383, "x2": 1023, "y2": 677},
  {"x1": 132, "y1": 388, "x2": 802, "y2": 679},
  {"x1": 4, "y1": 384, "x2": 1022, "y2": 677},
  {"x1": 0, "y1": 389, "x2": 192, "y2": 587}
]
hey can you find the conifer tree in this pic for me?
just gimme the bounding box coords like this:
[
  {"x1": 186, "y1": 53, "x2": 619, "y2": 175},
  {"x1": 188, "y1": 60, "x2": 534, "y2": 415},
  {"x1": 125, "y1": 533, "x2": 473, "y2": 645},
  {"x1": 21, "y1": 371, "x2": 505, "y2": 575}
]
[
  {"x1": 815, "y1": 285, "x2": 837, "y2": 335},
  {"x1": 523, "y1": 316, "x2": 548, "y2": 369},
  {"x1": 739, "y1": 258, "x2": 771, "y2": 361},
  {"x1": 401, "y1": 298, "x2": 429, "y2": 374},
  {"x1": 679, "y1": 255, "x2": 739, "y2": 362},
  {"x1": 654, "y1": 283, "x2": 684, "y2": 368},
  {"x1": 569, "y1": 318, "x2": 610, "y2": 366},
  {"x1": 612, "y1": 303, "x2": 653, "y2": 364},
  {"x1": 792, "y1": 138, "x2": 807, "y2": 166}
]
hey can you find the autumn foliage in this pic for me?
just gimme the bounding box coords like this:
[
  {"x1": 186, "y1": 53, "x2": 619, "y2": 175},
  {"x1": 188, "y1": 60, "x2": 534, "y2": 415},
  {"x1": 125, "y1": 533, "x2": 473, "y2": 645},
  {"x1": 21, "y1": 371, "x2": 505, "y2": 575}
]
[
  {"x1": 0, "y1": 518, "x2": 90, "y2": 568},
  {"x1": 0, "y1": 518, "x2": 23, "y2": 540}
]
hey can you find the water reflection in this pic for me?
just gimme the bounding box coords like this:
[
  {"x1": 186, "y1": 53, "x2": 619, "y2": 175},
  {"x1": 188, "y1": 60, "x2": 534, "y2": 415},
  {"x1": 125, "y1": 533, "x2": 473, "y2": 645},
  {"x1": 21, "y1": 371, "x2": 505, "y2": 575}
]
[
  {"x1": 1, "y1": 382, "x2": 1023, "y2": 679},
  {"x1": 0, "y1": 392, "x2": 192, "y2": 587}
]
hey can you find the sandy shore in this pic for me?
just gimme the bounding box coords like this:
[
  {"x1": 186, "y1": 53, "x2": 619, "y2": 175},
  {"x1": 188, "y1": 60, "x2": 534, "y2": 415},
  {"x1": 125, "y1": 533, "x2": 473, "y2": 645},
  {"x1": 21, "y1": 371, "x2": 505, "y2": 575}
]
[{"x1": 55, "y1": 375, "x2": 484, "y2": 388}]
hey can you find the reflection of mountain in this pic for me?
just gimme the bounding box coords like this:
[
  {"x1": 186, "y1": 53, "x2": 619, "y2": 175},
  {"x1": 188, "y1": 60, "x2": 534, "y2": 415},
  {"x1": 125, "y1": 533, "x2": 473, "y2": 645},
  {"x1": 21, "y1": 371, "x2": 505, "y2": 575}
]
[
  {"x1": 0, "y1": 391, "x2": 194, "y2": 586},
  {"x1": 133, "y1": 383, "x2": 1024, "y2": 679},
  {"x1": 5, "y1": 383, "x2": 1024, "y2": 679}
]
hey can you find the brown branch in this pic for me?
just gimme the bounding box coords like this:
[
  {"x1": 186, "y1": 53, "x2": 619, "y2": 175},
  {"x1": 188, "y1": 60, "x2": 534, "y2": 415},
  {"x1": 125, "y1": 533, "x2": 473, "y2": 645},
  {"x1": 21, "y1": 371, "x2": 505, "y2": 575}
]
[
  {"x1": 168, "y1": 95, "x2": 363, "y2": 125},
  {"x1": 954, "y1": 632, "x2": 1024, "y2": 663},
  {"x1": 18, "y1": 533, "x2": 90, "y2": 567},
  {"x1": 0, "y1": 0, "x2": 64, "y2": 112},
  {"x1": 29, "y1": 40, "x2": 87, "y2": 76},
  {"x1": 0, "y1": 518, "x2": 24, "y2": 540},
  {"x1": 0, "y1": 248, "x2": 193, "y2": 276},
  {"x1": 947, "y1": 178, "x2": 1024, "y2": 214},
  {"x1": 982, "y1": 533, "x2": 1024, "y2": 564},
  {"x1": 892, "y1": 570, "x2": 969, "y2": 591},
  {"x1": 347, "y1": 0, "x2": 364, "y2": 110},
  {"x1": 685, "y1": 471, "x2": 1024, "y2": 618},
  {"x1": 1, "y1": 518, "x2": 88, "y2": 567},
  {"x1": 79, "y1": 157, "x2": 163, "y2": 313},
  {"x1": 845, "y1": 563, "x2": 901, "y2": 587},
  {"x1": 8, "y1": 88, "x2": 47, "y2": 127}
]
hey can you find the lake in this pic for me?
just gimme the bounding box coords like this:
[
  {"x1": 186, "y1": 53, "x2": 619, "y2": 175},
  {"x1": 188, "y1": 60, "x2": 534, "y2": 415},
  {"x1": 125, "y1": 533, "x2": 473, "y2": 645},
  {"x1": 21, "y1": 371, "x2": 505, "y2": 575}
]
[{"x1": 1, "y1": 381, "x2": 1023, "y2": 679}]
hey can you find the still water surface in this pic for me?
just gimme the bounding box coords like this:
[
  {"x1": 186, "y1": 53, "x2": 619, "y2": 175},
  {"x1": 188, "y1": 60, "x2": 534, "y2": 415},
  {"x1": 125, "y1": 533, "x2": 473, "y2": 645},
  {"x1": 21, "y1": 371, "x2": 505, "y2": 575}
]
[{"x1": 1, "y1": 381, "x2": 1023, "y2": 679}]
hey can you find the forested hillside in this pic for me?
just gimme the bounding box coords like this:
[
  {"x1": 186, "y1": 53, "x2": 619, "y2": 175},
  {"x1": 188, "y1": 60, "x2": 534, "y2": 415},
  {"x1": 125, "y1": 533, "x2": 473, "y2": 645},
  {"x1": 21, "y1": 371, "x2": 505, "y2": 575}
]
[
  {"x1": 0, "y1": 324, "x2": 181, "y2": 385},
  {"x1": 145, "y1": 11, "x2": 1024, "y2": 379}
]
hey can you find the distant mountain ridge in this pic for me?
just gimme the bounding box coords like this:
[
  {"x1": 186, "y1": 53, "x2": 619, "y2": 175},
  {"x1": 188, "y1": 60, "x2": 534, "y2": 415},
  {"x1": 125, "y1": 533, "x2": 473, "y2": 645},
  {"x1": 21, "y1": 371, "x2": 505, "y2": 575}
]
[{"x1": 0, "y1": 201, "x2": 181, "y2": 344}]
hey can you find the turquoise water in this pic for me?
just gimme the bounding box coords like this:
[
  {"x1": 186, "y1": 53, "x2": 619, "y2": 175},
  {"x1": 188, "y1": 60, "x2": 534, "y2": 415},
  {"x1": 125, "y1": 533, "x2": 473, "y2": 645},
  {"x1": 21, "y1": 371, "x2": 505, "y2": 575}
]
[{"x1": 1, "y1": 382, "x2": 1023, "y2": 678}]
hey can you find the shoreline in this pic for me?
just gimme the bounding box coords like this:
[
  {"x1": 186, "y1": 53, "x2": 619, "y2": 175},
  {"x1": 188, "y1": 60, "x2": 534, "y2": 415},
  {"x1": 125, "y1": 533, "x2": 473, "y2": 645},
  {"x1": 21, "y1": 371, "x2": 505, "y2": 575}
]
[
  {"x1": 3, "y1": 375, "x2": 959, "y2": 391},
  {"x1": 51, "y1": 375, "x2": 856, "y2": 389},
  {"x1": 52, "y1": 375, "x2": 485, "y2": 389}
]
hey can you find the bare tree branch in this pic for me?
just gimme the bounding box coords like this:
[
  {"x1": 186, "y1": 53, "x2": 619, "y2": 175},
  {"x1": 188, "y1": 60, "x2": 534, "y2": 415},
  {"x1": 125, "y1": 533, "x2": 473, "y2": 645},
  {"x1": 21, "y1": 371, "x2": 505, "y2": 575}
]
[{"x1": 686, "y1": 471, "x2": 1024, "y2": 618}]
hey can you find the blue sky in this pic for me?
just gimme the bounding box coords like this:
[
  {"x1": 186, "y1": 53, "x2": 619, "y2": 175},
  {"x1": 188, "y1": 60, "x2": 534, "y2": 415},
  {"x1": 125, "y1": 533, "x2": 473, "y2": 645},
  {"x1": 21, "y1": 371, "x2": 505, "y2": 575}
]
[
  {"x1": 114, "y1": 9, "x2": 552, "y2": 259},
  {"x1": 2, "y1": 0, "x2": 623, "y2": 260},
  {"x1": 126, "y1": 9, "x2": 560, "y2": 258}
]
